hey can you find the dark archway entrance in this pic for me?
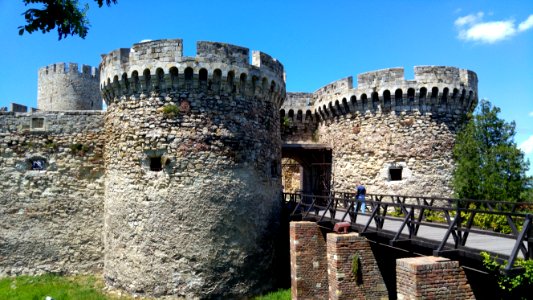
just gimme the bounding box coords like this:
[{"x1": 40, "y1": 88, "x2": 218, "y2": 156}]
[{"x1": 281, "y1": 143, "x2": 332, "y2": 196}]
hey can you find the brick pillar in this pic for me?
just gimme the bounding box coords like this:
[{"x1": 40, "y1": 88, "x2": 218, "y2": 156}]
[
  {"x1": 290, "y1": 221, "x2": 328, "y2": 300},
  {"x1": 396, "y1": 256, "x2": 475, "y2": 300},
  {"x1": 327, "y1": 233, "x2": 388, "y2": 300}
]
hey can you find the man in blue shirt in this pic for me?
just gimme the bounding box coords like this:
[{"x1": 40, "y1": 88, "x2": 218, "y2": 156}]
[{"x1": 356, "y1": 183, "x2": 366, "y2": 213}]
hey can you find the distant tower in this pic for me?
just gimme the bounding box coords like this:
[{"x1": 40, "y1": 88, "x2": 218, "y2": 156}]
[{"x1": 37, "y1": 62, "x2": 102, "y2": 110}]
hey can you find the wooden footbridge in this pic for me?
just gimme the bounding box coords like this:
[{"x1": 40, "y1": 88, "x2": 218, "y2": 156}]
[{"x1": 284, "y1": 192, "x2": 533, "y2": 271}]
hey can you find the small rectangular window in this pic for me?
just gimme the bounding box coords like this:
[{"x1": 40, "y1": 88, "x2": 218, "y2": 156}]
[
  {"x1": 31, "y1": 118, "x2": 44, "y2": 129},
  {"x1": 389, "y1": 167, "x2": 402, "y2": 181},
  {"x1": 29, "y1": 158, "x2": 46, "y2": 170},
  {"x1": 150, "y1": 157, "x2": 162, "y2": 172}
]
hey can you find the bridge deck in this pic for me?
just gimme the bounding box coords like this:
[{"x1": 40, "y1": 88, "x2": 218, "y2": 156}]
[{"x1": 311, "y1": 210, "x2": 526, "y2": 259}]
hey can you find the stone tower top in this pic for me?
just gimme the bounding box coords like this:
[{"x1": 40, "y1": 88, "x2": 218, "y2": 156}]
[
  {"x1": 99, "y1": 39, "x2": 285, "y2": 106},
  {"x1": 282, "y1": 66, "x2": 478, "y2": 122},
  {"x1": 37, "y1": 62, "x2": 102, "y2": 111}
]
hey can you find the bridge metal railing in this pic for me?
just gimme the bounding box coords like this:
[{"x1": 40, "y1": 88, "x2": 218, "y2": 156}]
[{"x1": 283, "y1": 191, "x2": 533, "y2": 271}]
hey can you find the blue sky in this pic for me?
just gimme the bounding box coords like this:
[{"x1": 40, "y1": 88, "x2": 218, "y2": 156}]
[{"x1": 0, "y1": 0, "x2": 532, "y2": 174}]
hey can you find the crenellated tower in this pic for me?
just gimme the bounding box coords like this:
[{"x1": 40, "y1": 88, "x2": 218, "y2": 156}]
[
  {"x1": 37, "y1": 63, "x2": 102, "y2": 111},
  {"x1": 99, "y1": 39, "x2": 285, "y2": 298},
  {"x1": 281, "y1": 66, "x2": 478, "y2": 197}
]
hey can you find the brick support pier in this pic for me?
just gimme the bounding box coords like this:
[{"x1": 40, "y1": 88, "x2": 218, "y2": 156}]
[
  {"x1": 396, "y1": 256, "x2": 475, "y2": 300},
  {"x1": 290, "y1": 221, "x2": 388, "y2": 300},
  {"x1": 290, "y1": 221, "x2": 329, "y2": 299},
  {"x1": 327, "y1": 232, "x2": 388, "y2": 300}
]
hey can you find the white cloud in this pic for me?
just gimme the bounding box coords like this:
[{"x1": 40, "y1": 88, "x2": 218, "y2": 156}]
[
  {"x1": 460, "y1": 20, "x2": 516, "y2": 43},
  {"x1": 520, "y1": 135, "x2": 533, "y2": 155},
  {"x1": 529, "y1": 111, "x2": 533, "y2": 117},
  {"x1": 455, "y1": 13, "x2": 533, "y2": 44},
  {"x1": 454, "y1": 12, "x2": 484, "y2": 27},
  {"x1": 518, "y1": 14, "x2": 533, "y2": 32}
]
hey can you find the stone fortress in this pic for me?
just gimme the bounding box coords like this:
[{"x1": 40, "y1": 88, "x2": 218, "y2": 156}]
[{"x1": 0, "y1": 38, "x2": 477, "y2": 298}]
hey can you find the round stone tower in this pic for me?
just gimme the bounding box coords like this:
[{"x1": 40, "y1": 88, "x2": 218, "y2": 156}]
[
  {"x1": 37, "y1": 62, "x2": 102, "y2": 110},
  {"x1": 281, "y1": 66, "x2": 478, "y2": 197},
  {"x1": 99, "y1": 39, "x2": 285, "y2": 298}
]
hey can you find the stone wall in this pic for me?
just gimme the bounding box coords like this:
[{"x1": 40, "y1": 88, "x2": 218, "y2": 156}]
[
  {"x1": 100, "y1": 39, "x2": 285, "y2": 298},
  {"x1": 281, "y1": 93, "x2": 318, "y2": 144},
  {"x1": 0, "y1": 111, "x2": 105, "y2": 276},
  {"x1": 38, "y1": 63, "x2": 102, "y2": 111},
  {"x1": 396, "y1": 256, "x2": 474, "y2": 300}
]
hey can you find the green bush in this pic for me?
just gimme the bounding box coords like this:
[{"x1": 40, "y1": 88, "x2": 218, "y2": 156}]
[
  {"x1": 162, "y1": 104, "x2": 180, "y2": 117},
  {"x1": 70, "y1": 143, "x2": 90, "y2": 154},
  {"x1": 281, "y1": 116, "x2": 291, "y2": 128},
  {"x1": 424, "y1": 210, "x2": 446, "y2": 223},
  {"x1": 481, "y1": 252, "x2": 533, "y2": 292},
  {"x1": 352, "y1": 253, "x2": 361, "y2": 283},
  {"x1": 460, "y1": 204, "x2": 521, "y2": 234}
]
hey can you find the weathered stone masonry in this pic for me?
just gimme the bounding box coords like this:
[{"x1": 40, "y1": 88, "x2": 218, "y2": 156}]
[{"x1": 0, "y1": 111, "x2": 105, "y2": 276}]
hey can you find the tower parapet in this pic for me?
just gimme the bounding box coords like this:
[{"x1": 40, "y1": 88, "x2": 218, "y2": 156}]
[
  {"x1": 100, "y1": 39, "x2": 285, "y2": 106},
  {"x1": 37, "y1": 63, "x2": 102, "y2": 111},
  {"x1": 286, "y1": 66, "x2": 478, "y2": 122}
]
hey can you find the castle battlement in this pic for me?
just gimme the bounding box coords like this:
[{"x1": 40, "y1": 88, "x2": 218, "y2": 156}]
[
  {"x1": 99, "y1": 39, "x2": 286, "y2": 105},
  {"x1": 38, "y1": 62, "x2": 98, "y2": 78},
  {"x1": 282, "y1": 66, "x2": 478, "y2": 123}
]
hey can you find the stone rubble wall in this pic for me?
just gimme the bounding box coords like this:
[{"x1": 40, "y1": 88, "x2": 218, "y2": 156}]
[
  {"x1": 0, "y1": 111, "x2": 105, "y2": 276},
  {"x1": 396, "y1": 256, "x2": 475, "y2": 300},
  {"x1": 100, "y1": 39, "x2": 285, "y2": 298},
  {"x1": 38, "y1": 63, "x2": 102, "y2": 111}
]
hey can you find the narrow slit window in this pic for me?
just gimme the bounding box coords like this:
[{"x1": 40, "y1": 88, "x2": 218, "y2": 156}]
[{"x1": 271, "y1": 160, "x2": 279, "y2": 178}]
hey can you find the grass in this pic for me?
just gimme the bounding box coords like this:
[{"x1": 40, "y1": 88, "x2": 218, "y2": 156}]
[
  {"x1": 253, "y1": 288, "x2": 291, "y2": 300},
  {"x1": 0, "y1": 274, "x2": 290, "y2": 300},
  {"x1": 0, "y1": 274, "x2": 132, "y2": 300}
]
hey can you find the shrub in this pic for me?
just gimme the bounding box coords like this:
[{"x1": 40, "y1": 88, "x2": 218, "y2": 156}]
[
  {"x1": 70, "y1": 143, "x2": 89, "y2": 155},
  {"x1": 162, "y1": 104, "x2": 180, "y2": 117},
  {"x1": 481, "y1": 251, "x2": 533, "y2": 293}
]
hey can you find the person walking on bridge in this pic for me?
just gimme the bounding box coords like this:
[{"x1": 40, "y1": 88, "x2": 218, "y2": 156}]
[{"x1": 356, "y1": 183, "x2": 367, "y2": 214}]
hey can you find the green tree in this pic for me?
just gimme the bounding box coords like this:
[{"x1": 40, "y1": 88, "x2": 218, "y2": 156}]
[
  {"x1": 453, "y1": 100, "x2": 530, "y2": 202},
  {"x1": 18, "y1": 0, "x2": 117, "y2": 40}
]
